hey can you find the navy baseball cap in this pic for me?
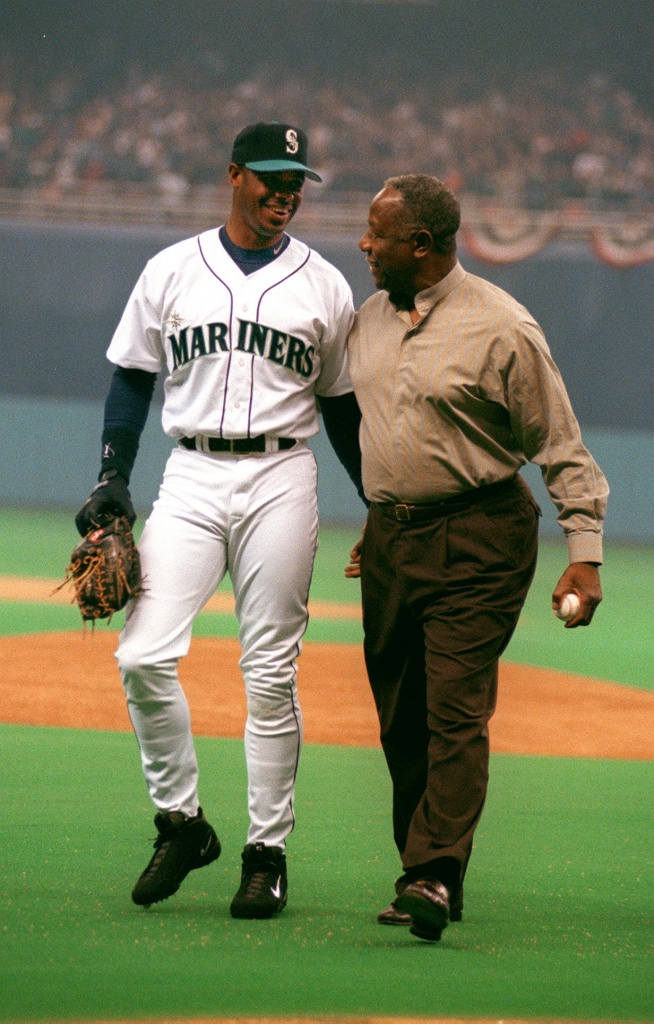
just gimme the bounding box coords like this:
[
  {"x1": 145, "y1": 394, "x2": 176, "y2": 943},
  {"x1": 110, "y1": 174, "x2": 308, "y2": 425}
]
[{"x1": 231, "y1": 122, "x2": 322, "y2": 182}]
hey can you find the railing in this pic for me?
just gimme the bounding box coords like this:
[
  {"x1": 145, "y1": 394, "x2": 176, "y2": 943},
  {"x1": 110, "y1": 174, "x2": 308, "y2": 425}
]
[
  {"x1": 0, "y1": 185, "x2": 370, "y2": 236},
  {"x1": 2, "y1": 186, "x2": 654, "y2": 265},
  {"x1": 0, "y1": 184, "x2": 650, "y2": 232}
]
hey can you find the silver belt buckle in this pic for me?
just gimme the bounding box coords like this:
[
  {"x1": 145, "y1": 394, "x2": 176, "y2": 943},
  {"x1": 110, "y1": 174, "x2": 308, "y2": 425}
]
[{"x1": 395, "y1": 504, "x2": 412, "y2": 521}]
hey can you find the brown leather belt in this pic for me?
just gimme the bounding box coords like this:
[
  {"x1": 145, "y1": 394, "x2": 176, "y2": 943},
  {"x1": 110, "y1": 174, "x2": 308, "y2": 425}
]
[
  {"x1": 179, "y1": 435, "x2": 297, "y2": 454},
  {"x1": 373, "y1": 478, "x2": 520, "y2": 522}
]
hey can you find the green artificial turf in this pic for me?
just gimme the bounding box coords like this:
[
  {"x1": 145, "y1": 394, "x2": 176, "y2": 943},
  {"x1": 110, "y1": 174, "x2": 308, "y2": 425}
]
[
  {"x1": 0, "y1": 602, "x2": 364, "y2": 645},
  {"x1": 0, "y1": 507, "x2": 94, "y2": 578},
  {"x1": 507, "y1": 541, "x2": 654, "y2": 690},
  {"x1": 0, "y1": 601, "x2": 91, "y2": 634},
  {"x1": 1, "y1": 723, "x2": 653, "y2": 1022}
]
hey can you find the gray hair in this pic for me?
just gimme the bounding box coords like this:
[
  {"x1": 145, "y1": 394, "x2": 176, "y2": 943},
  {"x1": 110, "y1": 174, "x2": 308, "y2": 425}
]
[{"x1": 384, "y1": 174, "x2": 460, "y2": 256}]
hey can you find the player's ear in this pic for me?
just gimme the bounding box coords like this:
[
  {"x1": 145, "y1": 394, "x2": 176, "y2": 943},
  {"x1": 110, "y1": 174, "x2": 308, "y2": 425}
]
[{"x1": 228, "y1": 163, "x2": 244, "y2": 186}]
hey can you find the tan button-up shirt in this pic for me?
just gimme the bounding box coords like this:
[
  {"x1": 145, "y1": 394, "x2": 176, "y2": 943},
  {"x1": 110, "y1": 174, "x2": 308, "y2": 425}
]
[{"x1": 347, "y1": 261, "x2": 609, "y2": 564}]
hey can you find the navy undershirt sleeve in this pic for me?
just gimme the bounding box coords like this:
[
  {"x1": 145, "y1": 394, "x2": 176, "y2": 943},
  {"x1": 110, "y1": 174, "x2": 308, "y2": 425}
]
[
  {"x1": 319, "y1": 392, "x2": 368, "y2": 506},
  {"x1": 99, "y1": 366, "x2": 157, "y2": 482},
  {"x1": 104, "y1": 366, "x2": 156, "y2": 434}
]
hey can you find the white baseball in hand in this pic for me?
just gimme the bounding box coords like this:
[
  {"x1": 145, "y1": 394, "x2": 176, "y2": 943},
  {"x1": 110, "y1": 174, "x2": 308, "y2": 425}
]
[{"x1": 554, "y1": 593, "x2": 580, "y2": 621}]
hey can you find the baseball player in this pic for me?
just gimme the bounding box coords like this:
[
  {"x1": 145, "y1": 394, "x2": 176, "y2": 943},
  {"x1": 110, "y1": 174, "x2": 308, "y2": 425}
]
[{"x1": 75, "y1": 122, "x2": 364, "y2": 919}]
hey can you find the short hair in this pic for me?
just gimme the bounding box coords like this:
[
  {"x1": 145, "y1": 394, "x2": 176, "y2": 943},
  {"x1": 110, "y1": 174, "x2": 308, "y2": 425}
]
[{"x1": 384, "y1": 174, "x2": 460, "y2": 256}]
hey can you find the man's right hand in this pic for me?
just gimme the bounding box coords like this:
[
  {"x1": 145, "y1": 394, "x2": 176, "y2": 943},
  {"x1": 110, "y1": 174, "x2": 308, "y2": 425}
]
[
  {"x1": 75, "y1": 471, "x2": 136, "y2": 537},
  {"x1": 345, "y1": 534, "x2": 364, "y2": 579}
]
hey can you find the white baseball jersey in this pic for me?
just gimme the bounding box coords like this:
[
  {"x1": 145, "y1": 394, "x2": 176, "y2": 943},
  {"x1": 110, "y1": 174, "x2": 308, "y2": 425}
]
[{"x1": 107, "y1": 229, "x2": 355, "y2": 439}]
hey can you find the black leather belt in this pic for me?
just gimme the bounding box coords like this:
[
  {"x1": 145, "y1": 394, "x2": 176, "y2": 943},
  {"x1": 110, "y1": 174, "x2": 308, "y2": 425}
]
[
  {"x1": 374, "y1": 478, "x2": 520, "y2": 522},
  {"x1": 179, "y1": 435, "x2": 297, "y2": 454}
]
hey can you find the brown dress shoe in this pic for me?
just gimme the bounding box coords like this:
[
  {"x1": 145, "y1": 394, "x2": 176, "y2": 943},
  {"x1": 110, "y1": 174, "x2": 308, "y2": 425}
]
[
  {"x1": 395, "y1": 878, "x2": 450, "y2": 941},
  {"x1": 377, "y1": 898, "x2": 412, "y2": 925},
  {"x1": 378, "y1": 885, "x2": 463, "y2": 925}
]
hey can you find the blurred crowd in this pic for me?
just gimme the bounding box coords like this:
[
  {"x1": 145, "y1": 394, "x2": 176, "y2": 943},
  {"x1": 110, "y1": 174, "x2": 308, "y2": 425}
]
[{"x1": 1, "y1": 53, "x2": 653, "y2": 212}]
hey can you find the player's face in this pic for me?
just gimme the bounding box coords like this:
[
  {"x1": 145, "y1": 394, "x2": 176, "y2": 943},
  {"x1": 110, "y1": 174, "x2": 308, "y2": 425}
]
[
  {"x1": 229, "y1": 165, "x2": 305, "y2": 246},
  {"x1": 359, "y1": 189, "x2": 419, "y2": 295}
]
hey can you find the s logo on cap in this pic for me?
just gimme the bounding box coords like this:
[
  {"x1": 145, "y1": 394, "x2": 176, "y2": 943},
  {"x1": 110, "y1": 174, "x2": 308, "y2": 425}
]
[{"x1": 285, "y1": 129, "x2": 299, "y2": 155}]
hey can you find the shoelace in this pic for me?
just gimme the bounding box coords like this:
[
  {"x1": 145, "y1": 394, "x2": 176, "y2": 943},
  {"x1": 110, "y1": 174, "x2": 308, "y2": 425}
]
[
  {"x1": 242, "y1": 868, "x2": 277, "y2": 896},
  {"x1": 143, "y1": 834, "x2": 174, "y2": 876}
]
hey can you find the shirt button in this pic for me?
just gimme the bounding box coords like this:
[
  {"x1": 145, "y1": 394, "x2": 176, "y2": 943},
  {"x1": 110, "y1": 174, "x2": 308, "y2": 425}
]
[{"x1": 234, "y1": 402, "x2": 240, "y2": 409}]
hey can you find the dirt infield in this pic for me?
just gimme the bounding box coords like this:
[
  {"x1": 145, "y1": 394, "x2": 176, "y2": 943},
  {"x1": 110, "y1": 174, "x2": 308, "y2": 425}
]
[{"x1": 1, "y1": 629, "x2": 653, "y2": 759}]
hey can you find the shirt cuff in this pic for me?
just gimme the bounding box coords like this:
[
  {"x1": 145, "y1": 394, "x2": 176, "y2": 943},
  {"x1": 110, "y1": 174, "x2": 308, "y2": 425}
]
[{"x1": 566, "y1": 531, "x2": 603, "y2": 565}]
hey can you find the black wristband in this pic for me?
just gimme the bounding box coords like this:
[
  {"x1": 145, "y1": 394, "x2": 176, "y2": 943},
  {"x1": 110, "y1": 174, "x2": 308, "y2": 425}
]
[{"x1": 99, "y1": 427, "x2": 140, "y2": 484}]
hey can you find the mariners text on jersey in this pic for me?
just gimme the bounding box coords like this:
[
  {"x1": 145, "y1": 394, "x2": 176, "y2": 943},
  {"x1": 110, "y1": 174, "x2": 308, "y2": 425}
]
[{"x1": 169, "y1": 319, "x2": 315, "y2": 378}]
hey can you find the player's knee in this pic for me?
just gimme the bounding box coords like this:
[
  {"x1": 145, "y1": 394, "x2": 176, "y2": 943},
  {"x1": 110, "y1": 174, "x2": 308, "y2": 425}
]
[
  {"x1": 246, "y1": 678, "x2": 297, "y2": 722},
  {"x1": 116, "y1": 642, "x2": 176, "y2": 689},
  {"x1": 115, "y1": 639, "x2": 147, "y2": 677}
]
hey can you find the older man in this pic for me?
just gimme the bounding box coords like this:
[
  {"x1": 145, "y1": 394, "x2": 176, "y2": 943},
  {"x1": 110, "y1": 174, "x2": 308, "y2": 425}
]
[{"x1": 346, "y1": 174, "x2": 608, "y2": 942}]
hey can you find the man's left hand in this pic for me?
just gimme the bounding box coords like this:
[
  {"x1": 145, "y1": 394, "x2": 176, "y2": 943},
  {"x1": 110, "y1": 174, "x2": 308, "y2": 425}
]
[{"x1": 552, "y1": 561, "x2": 602, "y2": 628}]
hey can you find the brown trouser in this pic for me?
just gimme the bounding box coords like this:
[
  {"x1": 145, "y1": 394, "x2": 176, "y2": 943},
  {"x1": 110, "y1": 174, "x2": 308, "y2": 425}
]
[{"x1": 360, "y1": 476, "x2": 540, "y2": 895}]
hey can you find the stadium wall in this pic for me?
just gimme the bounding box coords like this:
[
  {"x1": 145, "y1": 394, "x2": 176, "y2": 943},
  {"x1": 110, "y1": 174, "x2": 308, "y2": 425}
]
[{"x1": 1, "y1": 220, "x2": 653, "y2": 539}]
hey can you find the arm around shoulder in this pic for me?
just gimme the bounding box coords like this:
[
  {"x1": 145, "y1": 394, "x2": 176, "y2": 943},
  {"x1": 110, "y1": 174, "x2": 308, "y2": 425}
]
[{"x1": 319, "y1": 392, "x2": 367, "y2": 506}]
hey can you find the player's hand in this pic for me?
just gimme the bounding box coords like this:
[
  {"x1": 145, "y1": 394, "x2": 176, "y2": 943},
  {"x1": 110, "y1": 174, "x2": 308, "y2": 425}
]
[
  {"x1": 75, "y1": 471, "x2": 136, "y2": 537},
  {"x1": 345, "y1": 530, "x2": 364, "y2": 579},
  {"x1": 552, "y1": 561, "x2": 602, "y2": 628}
]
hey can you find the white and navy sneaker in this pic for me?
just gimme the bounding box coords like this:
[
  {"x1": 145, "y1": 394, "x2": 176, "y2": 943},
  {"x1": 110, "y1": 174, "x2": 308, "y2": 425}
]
[{"x1": 230, "y1": 842, "x2": 288, "y2": 919}]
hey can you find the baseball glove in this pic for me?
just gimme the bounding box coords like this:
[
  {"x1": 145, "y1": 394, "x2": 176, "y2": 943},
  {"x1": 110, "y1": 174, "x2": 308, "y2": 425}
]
[{"x1": 59, "y1": 515, "x2": 143, "y2": 623}]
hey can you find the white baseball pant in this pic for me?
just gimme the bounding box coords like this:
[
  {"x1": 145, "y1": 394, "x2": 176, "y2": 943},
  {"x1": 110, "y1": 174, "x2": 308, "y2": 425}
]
[{"x1": 116, "y1": 442, "x2": 318, "y2": 848}]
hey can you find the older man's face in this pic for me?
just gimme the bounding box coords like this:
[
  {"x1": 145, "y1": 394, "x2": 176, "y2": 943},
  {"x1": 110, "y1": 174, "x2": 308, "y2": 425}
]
[{"x1": 359, "y1": 188, "x2": 419, "y2": 294}]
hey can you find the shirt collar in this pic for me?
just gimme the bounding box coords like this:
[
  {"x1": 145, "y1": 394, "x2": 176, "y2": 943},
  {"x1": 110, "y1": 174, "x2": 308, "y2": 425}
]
[{"x1": 413, "y1": 260, "x2": 466, "y2": 314}]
